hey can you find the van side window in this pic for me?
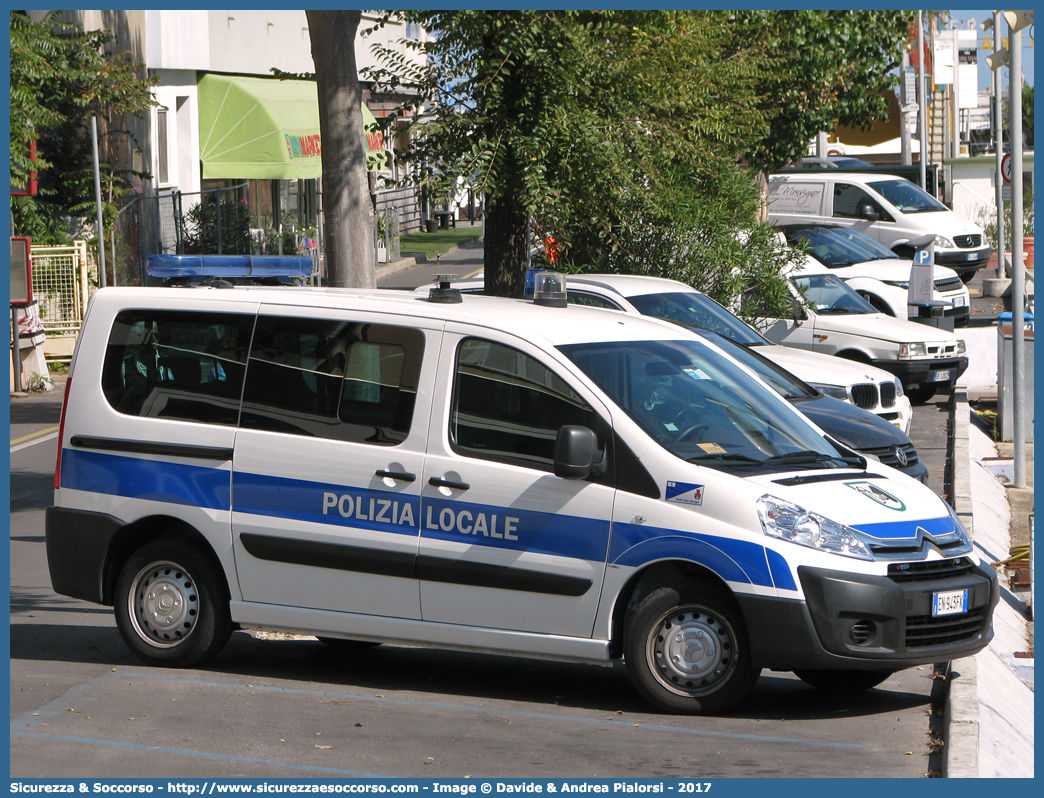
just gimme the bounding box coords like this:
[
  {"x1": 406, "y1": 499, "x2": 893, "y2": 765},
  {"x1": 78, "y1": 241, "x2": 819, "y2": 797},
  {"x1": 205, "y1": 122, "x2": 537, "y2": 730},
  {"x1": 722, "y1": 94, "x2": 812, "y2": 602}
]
[
  {"x1": 240, "y1": 315, "x2": 423, "y2": 445},
  {"x1": 451, "y1": 338, "x2": 598, "y2": 471},
  {"x1": 101, "y1": 309, "x2": 253, "y2": 424},
  {"x1": 832, "y1": 184, "x2": 893, "y2": 222}
]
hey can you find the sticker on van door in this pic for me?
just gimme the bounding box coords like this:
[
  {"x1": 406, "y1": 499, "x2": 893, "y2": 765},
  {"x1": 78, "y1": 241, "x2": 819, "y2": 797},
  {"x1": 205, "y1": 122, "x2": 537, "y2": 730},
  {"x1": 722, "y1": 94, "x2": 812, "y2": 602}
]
[
  {"x1": 768, "y1": 182, "x2": 826, "y2": 215},
  {"x1": 666, "y1": 481, "x2": 704, "y2": 506}
]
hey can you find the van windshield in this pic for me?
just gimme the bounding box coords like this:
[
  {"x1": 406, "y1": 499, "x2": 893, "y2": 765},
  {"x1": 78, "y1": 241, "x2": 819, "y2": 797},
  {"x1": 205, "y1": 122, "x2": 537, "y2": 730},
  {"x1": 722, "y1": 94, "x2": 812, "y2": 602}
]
[
  {"x1": 870, "y1": 179, "x2": 948, "y2": 214},
  {"x1": 559, "y1": 338, "x2": 860, "y2": 474}
]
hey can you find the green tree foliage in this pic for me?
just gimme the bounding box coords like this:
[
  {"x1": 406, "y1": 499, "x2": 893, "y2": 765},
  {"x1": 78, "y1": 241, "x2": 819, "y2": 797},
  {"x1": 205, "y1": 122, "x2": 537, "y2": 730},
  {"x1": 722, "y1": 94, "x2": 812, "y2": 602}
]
[
  {"x1": 367, "y1": 10, "x2": 906, "y2": 308},
  {"x1": 9, "y1": 11, "x2": 156, "y2": 243},
  {"x1": 742, "y1": 10, "x2": 913, "y2": 171}
]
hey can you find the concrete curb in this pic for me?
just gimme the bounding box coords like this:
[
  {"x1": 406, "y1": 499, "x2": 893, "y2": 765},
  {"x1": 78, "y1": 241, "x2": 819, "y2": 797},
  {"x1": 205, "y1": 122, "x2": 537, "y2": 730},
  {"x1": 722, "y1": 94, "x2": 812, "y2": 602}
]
[
  {"x1": 944, "y1": 656, "x2": 980, "y2": 778},
  {"x1": 944, "y1": 387, "x2": 980, "y2": 778}
]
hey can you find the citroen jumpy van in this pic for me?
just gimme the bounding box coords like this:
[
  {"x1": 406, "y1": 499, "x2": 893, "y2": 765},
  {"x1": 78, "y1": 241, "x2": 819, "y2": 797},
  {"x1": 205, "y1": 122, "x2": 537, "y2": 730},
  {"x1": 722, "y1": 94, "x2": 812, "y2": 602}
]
[
  {"x1": 46, "y1": 277, "x2": 997, "y2": 714},
  {"x1": 768, "y1": 173, "x2": 992, "y2": 283}
]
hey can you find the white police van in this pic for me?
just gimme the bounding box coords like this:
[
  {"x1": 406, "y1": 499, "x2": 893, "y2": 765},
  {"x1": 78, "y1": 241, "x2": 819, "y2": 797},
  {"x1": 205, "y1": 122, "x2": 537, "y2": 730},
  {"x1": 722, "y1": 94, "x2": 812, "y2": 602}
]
[{"x1": 46, "y1": 271, "x2": 997, "y2": 714}]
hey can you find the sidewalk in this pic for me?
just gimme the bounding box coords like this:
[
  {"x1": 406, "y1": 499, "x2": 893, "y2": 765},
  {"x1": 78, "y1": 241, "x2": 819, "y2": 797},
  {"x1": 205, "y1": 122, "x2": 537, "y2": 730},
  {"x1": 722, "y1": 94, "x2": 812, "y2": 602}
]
[{"x1": 944, "y1": 387, "x2": 1034, "y2": 778}]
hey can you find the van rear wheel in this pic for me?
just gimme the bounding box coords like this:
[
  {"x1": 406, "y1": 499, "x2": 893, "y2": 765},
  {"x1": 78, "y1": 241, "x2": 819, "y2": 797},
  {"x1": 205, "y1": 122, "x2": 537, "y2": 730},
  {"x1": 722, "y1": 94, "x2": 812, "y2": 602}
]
[
  {"x1": 114, "y1": 539, "x2": 232, "y2": 668},
  {"x1": 623, "y1": 583, "x2": 759, "y2": 714}
]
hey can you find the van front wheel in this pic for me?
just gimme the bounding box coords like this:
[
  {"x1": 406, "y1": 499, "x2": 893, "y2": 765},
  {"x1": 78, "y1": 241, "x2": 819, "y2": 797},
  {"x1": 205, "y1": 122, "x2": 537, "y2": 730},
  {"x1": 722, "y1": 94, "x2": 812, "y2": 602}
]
[
  {"x1": 114, "y1": 539, "x2": 233, "y2": 668},
  {"x1": 623, "y1": 584, "x2": 759, "y2": 714}
]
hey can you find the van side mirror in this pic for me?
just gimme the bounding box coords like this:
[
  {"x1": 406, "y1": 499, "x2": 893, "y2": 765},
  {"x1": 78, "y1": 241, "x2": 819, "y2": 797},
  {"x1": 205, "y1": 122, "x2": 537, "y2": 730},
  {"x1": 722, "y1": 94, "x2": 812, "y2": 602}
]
[
  {"x1": 554, "y1": 425, "x2": 603, "y2": 479},
  {"x1": 858, "y1": 203, "x2": 880, "y2": 222}
]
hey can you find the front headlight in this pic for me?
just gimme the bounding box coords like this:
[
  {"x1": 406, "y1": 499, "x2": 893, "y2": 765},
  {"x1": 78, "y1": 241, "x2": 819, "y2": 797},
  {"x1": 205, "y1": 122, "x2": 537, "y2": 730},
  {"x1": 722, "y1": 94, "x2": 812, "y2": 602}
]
[
  {"x1": 899, "y1": 342, "x2": 927, "y2": 358},
  {"x1": 956, "y1": 340, "x2": 966, "y2": 354},
  {"x1": 809, "y1": 383, "x2": 850, "y2": 402},
  {"x1": 757, "y1": 495, "x2": 873, "y2": 560},
  {"x1": 933, "y1": 235, "x2": 956, "y2": 249},
  {"x1": 893, "y1": 377, "x2": 904, "y2": 398}
]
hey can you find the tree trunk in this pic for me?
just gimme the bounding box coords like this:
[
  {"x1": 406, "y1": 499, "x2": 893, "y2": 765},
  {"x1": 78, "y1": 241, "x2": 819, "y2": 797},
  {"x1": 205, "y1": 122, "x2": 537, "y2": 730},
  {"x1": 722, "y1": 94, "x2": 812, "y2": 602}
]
[
  {"x1": 483, "y1": 191, "x2": 530, "y2": 298},
  {"x1": 307, "y1": 10, "x2": 374, "y2": 288}
]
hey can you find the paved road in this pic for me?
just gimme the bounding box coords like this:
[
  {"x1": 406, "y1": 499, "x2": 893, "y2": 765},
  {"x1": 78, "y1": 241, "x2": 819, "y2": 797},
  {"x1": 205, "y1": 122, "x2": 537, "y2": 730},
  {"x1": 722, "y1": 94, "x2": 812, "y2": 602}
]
[{"x1": 10, "y1": 251, "x2": 965, "y2": 779}]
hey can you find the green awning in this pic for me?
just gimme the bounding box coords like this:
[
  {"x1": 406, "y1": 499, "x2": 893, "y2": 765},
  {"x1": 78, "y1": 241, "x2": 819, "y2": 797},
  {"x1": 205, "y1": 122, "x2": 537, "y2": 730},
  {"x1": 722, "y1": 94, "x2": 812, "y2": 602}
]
[{"x1": 198, "y1": 74, "x2": 388, "y2": 180}]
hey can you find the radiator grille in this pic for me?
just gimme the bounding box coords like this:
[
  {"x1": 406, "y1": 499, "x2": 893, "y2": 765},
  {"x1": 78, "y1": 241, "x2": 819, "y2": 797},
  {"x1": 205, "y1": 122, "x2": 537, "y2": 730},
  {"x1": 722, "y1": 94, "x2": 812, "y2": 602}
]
[
  {"x1": 887, "y1": 557, "x2": 973, "y2": 583},
  {"x1": 934, "y1": 276, "x2": 964, "y2": 293},
  {"x1": 953, "y1": 234, "x2": 982, "y2": 248},
  {"x1": 851, "y1": 383, "x2": 878, "y2": 409},
  {"x1": 905, "y1": 608, "x2": 987, "y2": 648},
  {"x1": 879, "y1": 381, "x2": 896, "y2": 408}
]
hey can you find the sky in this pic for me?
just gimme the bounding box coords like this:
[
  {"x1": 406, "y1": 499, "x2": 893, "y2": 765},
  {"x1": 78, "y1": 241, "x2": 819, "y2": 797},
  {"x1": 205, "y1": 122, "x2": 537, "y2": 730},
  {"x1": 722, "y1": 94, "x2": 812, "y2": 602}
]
[{"x1": 947, "y1": 8, "x2": 1034, "y2": 89}]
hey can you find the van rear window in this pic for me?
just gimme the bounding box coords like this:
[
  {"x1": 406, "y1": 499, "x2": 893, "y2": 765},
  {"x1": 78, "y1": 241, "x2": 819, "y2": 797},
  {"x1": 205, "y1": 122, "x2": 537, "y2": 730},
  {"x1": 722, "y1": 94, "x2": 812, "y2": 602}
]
[{"x1": 101, "y1": 309, "x2": 254, "y2": 424}]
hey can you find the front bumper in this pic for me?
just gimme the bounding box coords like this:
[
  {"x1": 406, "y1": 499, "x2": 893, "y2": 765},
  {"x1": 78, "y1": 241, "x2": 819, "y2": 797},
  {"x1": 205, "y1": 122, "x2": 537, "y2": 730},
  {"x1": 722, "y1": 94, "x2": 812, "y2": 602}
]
[
  {"x1": 936, "y1": 246, "x2": 992, "y2": 277},
  {"x1": 872, "y1": 356, "x2": 969, "y2": 389},
  {"x1": 737, "y1": 559, "x2": 997, "y2": 671},
  {"x1": 45, "y1": 506, "x2": 123, "y2": 605}
]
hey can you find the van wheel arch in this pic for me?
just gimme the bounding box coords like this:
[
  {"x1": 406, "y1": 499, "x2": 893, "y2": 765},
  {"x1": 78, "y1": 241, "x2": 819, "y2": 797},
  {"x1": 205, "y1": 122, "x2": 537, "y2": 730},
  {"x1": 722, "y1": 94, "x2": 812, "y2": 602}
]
[
  {"x1": 102, "y1": 516, "x2": 223, "y2": 606},
  {"x1": 609, "y1": 561, "x2": 735, "y2": 659}
]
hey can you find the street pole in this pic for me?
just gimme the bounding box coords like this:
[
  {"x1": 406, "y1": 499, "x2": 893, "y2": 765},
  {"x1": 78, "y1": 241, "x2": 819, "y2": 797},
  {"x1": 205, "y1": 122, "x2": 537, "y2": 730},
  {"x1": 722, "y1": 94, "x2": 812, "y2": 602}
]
[
  {"x1": 993, "y1": 10, "x2": 1007, "y2": 279},
  {"x1": 91, "y1": 117, "x2": 107, "y2": 288},
  {"x1": 1008, "y1": 14, "x2": 1025, "y2": 489},
  {"x1": 917, "y1": 11, "x2": 928, "y2": 189},
  {"x1": 900, "y1": 51, "x2": 912, "y2": 166},
  {"x1": 951, "y1": 28, "x2": 961, "y2": 160}
]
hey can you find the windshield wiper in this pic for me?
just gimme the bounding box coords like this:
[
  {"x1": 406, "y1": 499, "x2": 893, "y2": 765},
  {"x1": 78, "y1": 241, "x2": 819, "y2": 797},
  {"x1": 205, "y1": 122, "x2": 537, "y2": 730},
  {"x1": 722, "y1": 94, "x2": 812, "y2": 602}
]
[{"x1": 762, "y1": 450, "x2": 838, "y2": 465}]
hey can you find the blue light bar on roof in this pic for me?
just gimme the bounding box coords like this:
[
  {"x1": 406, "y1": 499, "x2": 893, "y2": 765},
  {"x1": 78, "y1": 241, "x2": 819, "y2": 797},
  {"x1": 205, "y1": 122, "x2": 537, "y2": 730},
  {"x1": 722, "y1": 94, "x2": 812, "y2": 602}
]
[{"x1": 146, "y1": 255, "x2": 313, "y2": 279}]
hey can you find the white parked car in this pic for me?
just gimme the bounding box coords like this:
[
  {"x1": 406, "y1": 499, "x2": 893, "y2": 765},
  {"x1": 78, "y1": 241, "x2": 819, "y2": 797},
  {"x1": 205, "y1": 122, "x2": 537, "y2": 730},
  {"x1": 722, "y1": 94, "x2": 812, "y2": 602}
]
[
  {"x1": 778, "y1": 224, "x2": 971, "y2": 325},
  {"x1": 753, "y1": 263, "x2": 969, "y2": 404},
  {"x1": 416, "y1": 273, "x2": 913, "y2": 433}
]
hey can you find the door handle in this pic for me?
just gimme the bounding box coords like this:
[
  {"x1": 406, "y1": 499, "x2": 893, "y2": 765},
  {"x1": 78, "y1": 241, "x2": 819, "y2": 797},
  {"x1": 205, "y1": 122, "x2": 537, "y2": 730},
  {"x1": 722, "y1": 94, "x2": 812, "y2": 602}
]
[
  {"x1": 376, "y1": 470, "x2": 416, "y2": 483},
  {"x1": 428, "y1": 476, "x2": 470, "y2": 491}
]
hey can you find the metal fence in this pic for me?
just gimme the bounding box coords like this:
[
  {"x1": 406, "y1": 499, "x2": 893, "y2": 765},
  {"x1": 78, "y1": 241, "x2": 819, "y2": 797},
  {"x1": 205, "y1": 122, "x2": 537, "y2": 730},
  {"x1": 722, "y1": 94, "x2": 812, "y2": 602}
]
[{"x1": 29, "y1": 241, "x2": 94, "y2": 334}]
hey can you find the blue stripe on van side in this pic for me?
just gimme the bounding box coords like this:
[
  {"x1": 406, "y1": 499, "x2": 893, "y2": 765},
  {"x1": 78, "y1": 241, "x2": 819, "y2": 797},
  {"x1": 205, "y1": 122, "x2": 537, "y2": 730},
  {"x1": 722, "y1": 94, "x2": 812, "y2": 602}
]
[
  {"x1": 232, "y1": 471, "x2": 421, "y2": 539},
  {"x1": 233, "y1": 471, "x2": 612, "y2": 561},
  {"x1": 851, "y1": 515, "x2": 954, "y2": 541},
  {"x1": 60, "y1": 448, "x2": 230, "y2": 510},
  {"x1": 766, "y1": 548, "x2": 797, "y2": 591},
  {"x1": 420, "y1": 497, "x2": 611, "y2": 561},
  {"x1": 609, "y1": 522, "x2": 774, "y2": 588}
]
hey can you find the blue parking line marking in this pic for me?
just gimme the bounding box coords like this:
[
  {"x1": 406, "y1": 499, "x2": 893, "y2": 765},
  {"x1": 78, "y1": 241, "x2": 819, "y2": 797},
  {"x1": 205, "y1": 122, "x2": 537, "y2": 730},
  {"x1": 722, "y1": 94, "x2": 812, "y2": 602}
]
[
  {"x1": 124, "y1": 671, "x2": 864, "y2": 750},
  {"x1": 10, "y1": 731, "x2": 390, "y2": 777}
]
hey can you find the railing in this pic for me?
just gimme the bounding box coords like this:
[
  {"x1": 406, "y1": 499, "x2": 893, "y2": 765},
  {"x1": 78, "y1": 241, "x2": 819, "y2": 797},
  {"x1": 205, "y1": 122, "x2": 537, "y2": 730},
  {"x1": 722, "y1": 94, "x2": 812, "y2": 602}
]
[{"x1": 30, "y1": 241, "x2": 95, "y2": 334}]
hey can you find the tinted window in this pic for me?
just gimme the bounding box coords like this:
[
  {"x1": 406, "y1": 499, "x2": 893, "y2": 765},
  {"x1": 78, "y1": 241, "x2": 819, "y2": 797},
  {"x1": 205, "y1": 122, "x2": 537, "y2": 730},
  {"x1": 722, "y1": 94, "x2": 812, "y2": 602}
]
[
  {"x1": 561, "y1": 339, "x2": 857, "y2": 475},
  {"x1": 101, "y1": 309, "x2": 253, "y2": 425},
  {"x1": 567, "y1": 291, "x2": 623, "y2": 310},
  {"x1": 240, "y1": 316, "x2": 423, "y2": 445},
  {"x1": 627, "y1": 291, "x2": 767, "y2": 346},
  {"x1": 452, "y1": 338, "x2": 599, "y2": 470},
  {"x1": 870, "y1": 179, "x2": 948, "y2": 213},
  {"x1": 832, "y1": 183, "x2": 889, "y2": 220}
]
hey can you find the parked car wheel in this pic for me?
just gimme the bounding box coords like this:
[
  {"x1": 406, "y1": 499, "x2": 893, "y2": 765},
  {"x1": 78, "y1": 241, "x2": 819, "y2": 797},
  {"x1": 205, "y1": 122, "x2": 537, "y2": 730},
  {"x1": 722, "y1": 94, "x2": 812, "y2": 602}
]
[{"x1": 623, "y1": 581, "x2": 760, "y2": 714}]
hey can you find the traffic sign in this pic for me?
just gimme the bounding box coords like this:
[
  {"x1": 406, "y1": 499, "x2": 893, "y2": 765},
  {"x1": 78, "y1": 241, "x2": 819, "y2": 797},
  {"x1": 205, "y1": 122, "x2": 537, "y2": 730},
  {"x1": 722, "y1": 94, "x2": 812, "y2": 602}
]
[{"x1": 1002, "y1": 152, "x2": 1013, "y2": 184}]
